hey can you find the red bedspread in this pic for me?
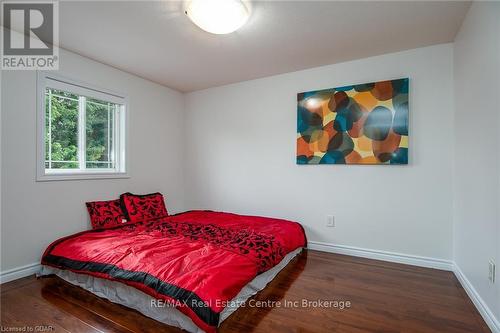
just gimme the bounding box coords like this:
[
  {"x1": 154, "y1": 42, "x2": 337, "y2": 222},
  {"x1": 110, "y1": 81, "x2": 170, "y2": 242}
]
[{"x1": 41, "y1": 210, "x2": 306, "y2": 332}]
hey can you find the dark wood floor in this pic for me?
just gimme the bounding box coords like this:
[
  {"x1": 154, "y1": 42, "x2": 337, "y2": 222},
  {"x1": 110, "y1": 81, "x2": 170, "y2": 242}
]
[{"x1": 1, "y1": 250, "x2": 490, "y2": 333}]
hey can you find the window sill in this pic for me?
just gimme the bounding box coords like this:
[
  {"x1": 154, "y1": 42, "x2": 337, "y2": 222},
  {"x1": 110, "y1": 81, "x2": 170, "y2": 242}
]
[{"x1": 36, "y1": 172, "x2": 130, "y2": 182}]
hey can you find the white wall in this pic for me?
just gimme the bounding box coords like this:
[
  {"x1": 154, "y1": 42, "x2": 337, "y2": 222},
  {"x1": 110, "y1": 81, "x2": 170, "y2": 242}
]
[
  {"x1": 1, "y1": 49, "x2": 185, "y2": 271},
  {"x1": 453, "y1": 0, "x2": 500, "y2": 326},
  {"x1": 184, "y1": 44, "x2": 455, "y2": 261}
]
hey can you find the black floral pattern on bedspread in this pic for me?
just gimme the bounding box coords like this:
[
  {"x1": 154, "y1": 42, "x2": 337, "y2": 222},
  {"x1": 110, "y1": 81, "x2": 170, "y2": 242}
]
[{"x1": 144, "y1": 220, "x2": 286, "y2": 273}]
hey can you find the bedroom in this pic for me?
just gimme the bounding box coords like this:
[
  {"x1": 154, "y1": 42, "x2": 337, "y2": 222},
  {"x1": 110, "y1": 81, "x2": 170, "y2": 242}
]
[{"x1": 1, "y1": 0, "x2": 499, "y2": 332}]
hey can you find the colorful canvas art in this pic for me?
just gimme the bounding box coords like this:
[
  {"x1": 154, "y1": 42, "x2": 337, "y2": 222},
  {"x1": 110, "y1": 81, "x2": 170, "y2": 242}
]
[{"x1": 297, "y1": 78, "x2": 409, "y2": 165}]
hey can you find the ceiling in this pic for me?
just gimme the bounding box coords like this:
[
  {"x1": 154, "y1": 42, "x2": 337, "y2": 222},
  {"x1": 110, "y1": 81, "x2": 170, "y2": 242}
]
[{"x1": 58, "y1": 1, "x2": 471, "y2": 92}]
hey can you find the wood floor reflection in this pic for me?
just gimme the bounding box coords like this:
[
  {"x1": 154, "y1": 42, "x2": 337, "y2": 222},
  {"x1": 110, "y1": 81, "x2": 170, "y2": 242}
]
[{"x1": 1, "y1": 250, "x2": 490, "y2": 333}]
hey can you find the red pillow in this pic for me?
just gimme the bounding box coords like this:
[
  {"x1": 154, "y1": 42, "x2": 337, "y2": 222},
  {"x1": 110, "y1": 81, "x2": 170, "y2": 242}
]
[
  {"x1": 120, "y1": 192, "x2": 168, "y2": 223},
  {"x1": 86, "y1": 199, "x2": 127, "y2": 229}
]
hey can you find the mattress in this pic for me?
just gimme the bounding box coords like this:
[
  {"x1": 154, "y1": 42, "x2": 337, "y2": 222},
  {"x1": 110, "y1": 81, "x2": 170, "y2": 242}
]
[
  {"x1": 39, "y1": 247, "x2": 303, "y2": 333},
  {"x1": 41, "y1": 211, "x2": 306, "y2": 332}
]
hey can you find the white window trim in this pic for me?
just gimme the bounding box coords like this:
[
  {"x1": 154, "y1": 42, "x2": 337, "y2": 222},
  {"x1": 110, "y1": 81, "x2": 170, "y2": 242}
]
[{"x1": 36, "y1": 71, "x2": 130, "y2": 181}]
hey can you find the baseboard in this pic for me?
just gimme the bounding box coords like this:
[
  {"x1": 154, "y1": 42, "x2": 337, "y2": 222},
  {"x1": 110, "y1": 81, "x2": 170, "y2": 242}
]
[
  {"x1": 308, "y1": 241, "x2": 454, "y2": 271},
  {"x1": 453, "y1": 264, "x2": 500, "y2": 333},
  {"x1": 0, "y1": 263, "x2": 41, "y2": 284}
]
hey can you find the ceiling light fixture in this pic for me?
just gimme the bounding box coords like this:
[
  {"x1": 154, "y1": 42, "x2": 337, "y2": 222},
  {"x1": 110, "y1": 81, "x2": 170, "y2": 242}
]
[{"x1": 184, "y1": 0, "x2": 251, "y2": 35}]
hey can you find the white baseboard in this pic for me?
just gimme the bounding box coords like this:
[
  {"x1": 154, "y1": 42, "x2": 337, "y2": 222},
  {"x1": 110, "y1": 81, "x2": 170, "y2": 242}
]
[
  {"x1": 453, "y1": 264, "x2": 500, "y2": 333},
  {"x1": 0, "y1": 263, "x2": 41, "y2": 284},
  {"x1": 308, "y1": 241, "x2": 454, "y2": 271}
]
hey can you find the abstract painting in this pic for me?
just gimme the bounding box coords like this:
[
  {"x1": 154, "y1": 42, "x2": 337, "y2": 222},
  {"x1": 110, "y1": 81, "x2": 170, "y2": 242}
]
[{"x1": 297, "y1": 78, "x2": 408, "y2": 165}]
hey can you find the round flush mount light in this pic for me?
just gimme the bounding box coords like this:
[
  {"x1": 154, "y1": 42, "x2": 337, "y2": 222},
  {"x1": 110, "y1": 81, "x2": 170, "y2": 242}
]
[{"x1": 184, "y1": 0, "x2": 251, "y2": 35}]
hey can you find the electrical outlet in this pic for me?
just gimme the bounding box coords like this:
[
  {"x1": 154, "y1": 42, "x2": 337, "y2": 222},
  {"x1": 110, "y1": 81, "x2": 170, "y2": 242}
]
[
  {"x1": 488, "y1": 260, "x2": 496, "y2": 283},
  {"x1": 326, "y1": 215, "x2": 335, "y2": 227}
]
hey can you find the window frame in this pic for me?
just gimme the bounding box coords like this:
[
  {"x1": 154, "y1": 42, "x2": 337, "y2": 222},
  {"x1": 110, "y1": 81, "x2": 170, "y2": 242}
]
[{"x1": 36, "y1": 71, "x2": 130, "y2": 181}]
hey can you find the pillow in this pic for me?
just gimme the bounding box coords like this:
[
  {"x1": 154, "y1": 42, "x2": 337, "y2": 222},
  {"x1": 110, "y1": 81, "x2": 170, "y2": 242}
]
[
  {"x1": 120, "y1": 192, "x2": 168, "y2": 223},
  {"x1": 86, "y1": 199, "x2": 127, "y2": 230}
]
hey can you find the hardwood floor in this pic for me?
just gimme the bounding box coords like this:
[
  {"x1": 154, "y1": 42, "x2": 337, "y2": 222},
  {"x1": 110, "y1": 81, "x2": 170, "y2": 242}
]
[{"x1": 1, "y1": 250, "x2": 491, "y2": 333}]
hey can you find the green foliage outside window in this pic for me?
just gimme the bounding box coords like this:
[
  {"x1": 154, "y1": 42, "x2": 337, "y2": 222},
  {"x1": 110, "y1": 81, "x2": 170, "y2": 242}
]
[{"x1": 45, "y1": 88, "x2": 116, "y2": 170}]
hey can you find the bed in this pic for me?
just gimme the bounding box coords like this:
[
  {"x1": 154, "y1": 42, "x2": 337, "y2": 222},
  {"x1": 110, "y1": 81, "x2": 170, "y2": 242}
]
[{"x1": 40, "y1": 210, "x2": 307, "y2": 333}]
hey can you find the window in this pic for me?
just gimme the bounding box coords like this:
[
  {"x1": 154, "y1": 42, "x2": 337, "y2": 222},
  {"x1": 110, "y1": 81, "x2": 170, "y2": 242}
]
[{"x1": 37, "y1": 73, "x2": 128, "y2": 181}]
